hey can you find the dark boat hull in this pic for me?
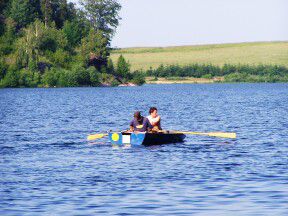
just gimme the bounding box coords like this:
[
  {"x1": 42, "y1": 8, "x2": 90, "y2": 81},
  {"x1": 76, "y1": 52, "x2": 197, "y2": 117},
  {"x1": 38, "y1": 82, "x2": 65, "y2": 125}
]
[{"x1": 108, "y1": 131, "x2": 186, "y2": 146}]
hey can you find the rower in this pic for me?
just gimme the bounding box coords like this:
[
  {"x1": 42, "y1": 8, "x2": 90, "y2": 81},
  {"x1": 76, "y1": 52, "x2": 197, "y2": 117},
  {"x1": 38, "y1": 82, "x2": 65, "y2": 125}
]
[
  {"x1": 129, "y1": 111, "x2": 153, "y2": 132},
  {"x1": 147, "y1": 107, "x2": 162, "y2": 131}
]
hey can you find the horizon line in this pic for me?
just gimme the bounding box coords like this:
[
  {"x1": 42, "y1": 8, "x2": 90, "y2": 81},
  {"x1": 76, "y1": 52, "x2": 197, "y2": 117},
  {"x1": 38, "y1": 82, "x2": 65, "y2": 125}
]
[{"x1": 111, "y1": 40, "x2": 288, "y2": 49}]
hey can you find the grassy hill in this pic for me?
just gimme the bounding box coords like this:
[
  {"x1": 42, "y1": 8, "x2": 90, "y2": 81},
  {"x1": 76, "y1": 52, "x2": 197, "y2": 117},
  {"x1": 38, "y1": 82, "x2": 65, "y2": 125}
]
[{"x1": 111, "y1": 41, "x2": 288, "y2": 71}]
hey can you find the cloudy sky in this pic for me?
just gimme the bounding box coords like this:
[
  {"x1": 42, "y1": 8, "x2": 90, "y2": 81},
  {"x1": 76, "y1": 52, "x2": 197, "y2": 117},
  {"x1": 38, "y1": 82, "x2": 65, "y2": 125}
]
[{"x1": 70, "y1": 0, "x2": 288, "y2": 48}]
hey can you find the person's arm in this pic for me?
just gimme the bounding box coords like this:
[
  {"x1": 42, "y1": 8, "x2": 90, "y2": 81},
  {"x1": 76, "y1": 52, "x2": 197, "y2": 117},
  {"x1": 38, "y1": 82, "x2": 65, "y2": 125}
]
[
  {"x1": 129, "y1": 120, "x2": 134, "y2": 132},
  {"x1": 146, "y1": 118, "x2": 153, "y2": 131},
  {"x1": 151, "y1": 116, "x2": 161, "y2": 126},
  {"x1": 129, "y1": 126, "x2": 134, "y2": 132}
]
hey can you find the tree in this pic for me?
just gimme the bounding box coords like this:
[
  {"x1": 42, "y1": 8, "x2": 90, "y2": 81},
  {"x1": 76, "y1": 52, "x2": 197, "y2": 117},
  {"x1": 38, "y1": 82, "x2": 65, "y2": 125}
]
[
  {"x1": 40, "y1": 0, "x2": 52, "y2": 28},
  {"x1": 87, "y1": 66, "x2": 100, "y2": 86},
  {"x1": 1, "y1": 69, "x2": 19, "y2": 87},
  {"x1": 62, "y1": 20, "x2": 83, "y2": 47},
  {"x1": 107, "y1": 58, "x2": 114, "y2": 74},
  {"x1": 116, "y1": 55, "x2": 130, "y2": 78},
  {"x1": 0, "y1": 59, "x2": 7, "y2": 80},
  {"x1": 80, "y1": 0, "x2": 121, "y2": 40},
  {"x1": 16, "y1": 20, "x2": 45, "y2": 69},
  {"x1": 16, "y1": 20, "x2": 67, "y2": 70},
  {"x1": 9, "y1": 0, "x2": 38, "y2": 29},
  {"x1": 80, "y1": 28, "x2": 110, "y2": 70},
  {"x1": 131, "y1": 71, "x2": 145, "y2": 85},
  {"x1": 0, "y1": 18, "x2": 16, "y2": 56},
  {"x1": 0, "y1": 0, "x2": 9, "y2": 36},
  {"x1": 52, "y1": 0, "x2": 76, "y2": 28}
]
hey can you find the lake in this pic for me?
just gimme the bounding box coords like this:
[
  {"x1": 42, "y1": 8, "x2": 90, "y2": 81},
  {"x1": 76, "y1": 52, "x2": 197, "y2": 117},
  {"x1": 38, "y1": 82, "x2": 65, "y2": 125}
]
[{"x1": 1, "y1": 84, "x2": 287, "y2": 215}]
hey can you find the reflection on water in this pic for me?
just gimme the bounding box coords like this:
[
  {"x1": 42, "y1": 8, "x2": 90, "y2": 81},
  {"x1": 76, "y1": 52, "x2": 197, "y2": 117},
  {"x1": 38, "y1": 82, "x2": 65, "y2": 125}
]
[{"x1": 0, "y1": 84, "x2": 288, "y2": 215}]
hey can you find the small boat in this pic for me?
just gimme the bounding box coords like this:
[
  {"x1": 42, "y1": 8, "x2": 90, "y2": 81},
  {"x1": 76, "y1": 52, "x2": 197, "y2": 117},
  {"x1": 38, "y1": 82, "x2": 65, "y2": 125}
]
[{"x1": 108, "y1": 131, "x2": 186, "y2": 146}]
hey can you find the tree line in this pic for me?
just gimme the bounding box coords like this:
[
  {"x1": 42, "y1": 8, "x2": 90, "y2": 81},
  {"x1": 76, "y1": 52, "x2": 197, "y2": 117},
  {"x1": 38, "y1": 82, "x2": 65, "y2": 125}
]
[
  {"x1": 146, "y1": 64, "x2": 288, "y2": 83},
  {"x1": 0, "y1": 0, "x2": 145, "y2": 87}
]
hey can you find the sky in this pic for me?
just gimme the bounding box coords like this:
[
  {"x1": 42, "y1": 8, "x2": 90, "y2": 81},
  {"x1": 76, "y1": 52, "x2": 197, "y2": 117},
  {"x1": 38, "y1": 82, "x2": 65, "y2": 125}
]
[{"x1": 71, "y1": 0, "x2": 288, "y2": 48}]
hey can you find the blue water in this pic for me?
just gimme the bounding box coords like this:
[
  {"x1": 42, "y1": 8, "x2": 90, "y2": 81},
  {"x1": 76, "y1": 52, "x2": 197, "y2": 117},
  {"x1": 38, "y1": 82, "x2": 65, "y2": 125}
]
[{"x1": 1, "y1": 84, "x2": 288, "y2": 215}]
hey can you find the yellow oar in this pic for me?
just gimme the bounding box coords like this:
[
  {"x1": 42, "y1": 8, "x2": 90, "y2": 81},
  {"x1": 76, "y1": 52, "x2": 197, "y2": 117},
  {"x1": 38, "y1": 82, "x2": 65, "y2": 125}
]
[
  {"x1": 87, "y1": 133, "x2": 108, "y2": 141},
  {"x1": 173, "y1": 131, "x2": 237, "y2": 139}
]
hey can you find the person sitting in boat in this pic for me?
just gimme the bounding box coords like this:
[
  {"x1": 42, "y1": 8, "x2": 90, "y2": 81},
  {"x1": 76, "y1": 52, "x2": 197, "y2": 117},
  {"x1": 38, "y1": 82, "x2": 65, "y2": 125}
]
[
  {"x1": 147, "y1": 107, "x2": 162, "y2": 131},
  {"x1": 129, "y1": 111, "x2": 153, "y2": 132}
]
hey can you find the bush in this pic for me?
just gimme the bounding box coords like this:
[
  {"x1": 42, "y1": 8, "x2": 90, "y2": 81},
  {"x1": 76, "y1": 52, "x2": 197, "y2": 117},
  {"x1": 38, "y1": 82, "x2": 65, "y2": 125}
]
[
  {"x1": 111, "y1": 79, "x2": 120, "y2": 87},
  {"x1": 0, "y1": 60, "x2": 8, "y2": 80},
  {"x1": 57, "y1": 70, "x2": 69, "y2": 87},
  {"x1": 51, "y1": 49, "x2": 71, "y2": 68},
  {"x1": 131, "y1": 71, "x2": 145, "y2": 85},
  {"x1": 87, "y1": 67, "x2": 100, "y2": 86},
  {"x1": 1, "y1": 69, "x2": 19, "y2": 87},
  {"x1": 201, "y1": 74, "x2": 213, "y2": 79},
  {"x1": 18, "y1": 69, "x2": 39, "y2": 87},
  {"x1": 224, "y1": 73, "x2": 247, "y2": 82},
  {"x1": 40, "y1": 26, "x2": 68, "y2": 53},
  {"x1": 72, "y1": 64, "x2": 90, "y2": 86},
  {"x1": 42, "y1": 68, "x2": 59, "y2": 87}
]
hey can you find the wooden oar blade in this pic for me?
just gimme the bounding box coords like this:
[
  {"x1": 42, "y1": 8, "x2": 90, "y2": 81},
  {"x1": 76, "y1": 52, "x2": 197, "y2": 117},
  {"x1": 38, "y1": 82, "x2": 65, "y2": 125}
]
[
  {"x1": 87, "y1": 133, "x2": 108, "y2": 141},
  {"x1": 174, "y1": 131, "x2": 237, "y2": 139},
  {"x1": 207, "y1": 132, "x2": 237, "y2": 139}
]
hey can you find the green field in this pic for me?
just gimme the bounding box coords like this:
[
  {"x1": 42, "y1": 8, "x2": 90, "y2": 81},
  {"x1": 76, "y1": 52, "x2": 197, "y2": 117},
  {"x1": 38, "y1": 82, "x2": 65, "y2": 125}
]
[{"x1": 111, "y1": 41, "x2": 288, "y2": 71}]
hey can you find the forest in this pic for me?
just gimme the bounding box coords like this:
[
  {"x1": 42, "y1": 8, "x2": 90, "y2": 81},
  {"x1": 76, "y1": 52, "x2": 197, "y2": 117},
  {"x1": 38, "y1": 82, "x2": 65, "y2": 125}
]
[{"x1": 0, "y1": 0, "x2": 145, "y2": 87}]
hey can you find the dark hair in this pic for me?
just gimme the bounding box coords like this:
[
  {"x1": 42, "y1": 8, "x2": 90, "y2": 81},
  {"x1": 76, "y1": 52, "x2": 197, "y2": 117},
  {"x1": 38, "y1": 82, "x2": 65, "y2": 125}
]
[
  {"x1": 149, "y1": 107, "x2": 157, "y2": 114},
  {"x1": 134, "y1": 111, "x2": 143, "y2": 122}
]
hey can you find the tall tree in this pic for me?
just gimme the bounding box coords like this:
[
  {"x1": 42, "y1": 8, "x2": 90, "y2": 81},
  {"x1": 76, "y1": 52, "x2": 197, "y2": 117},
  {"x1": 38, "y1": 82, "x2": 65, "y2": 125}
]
[
  {"x1": 80, "y1": 28, "x2": 110, "y2": 70},
  {"x1": 9, "y1": 0, "x2": 38, "y2": 29},
  {"x1": 0, "y1": 0, "x2": 8, "y2": 35},
  {"x1": 40, "y1": 0, "x2": 52, "y2": 27},
  {"x1": 40, "y1": 0, "x2": 77, "y2": 29},
  {"x1": 116, "y1": 55, "x2": 130, "y2": 78},
  {"x1": 16, "y1": 20, "x2": 45, "y2": 69},
  {"x1": 80, "y1": 0, "x2": 121, "y2": 40}
]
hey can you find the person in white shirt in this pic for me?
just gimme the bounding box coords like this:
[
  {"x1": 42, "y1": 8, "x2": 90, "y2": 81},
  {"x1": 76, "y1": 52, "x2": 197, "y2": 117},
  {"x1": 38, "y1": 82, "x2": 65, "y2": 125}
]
[{"x1": 147, "y1": 107, "x2": 162, "y2": 131}]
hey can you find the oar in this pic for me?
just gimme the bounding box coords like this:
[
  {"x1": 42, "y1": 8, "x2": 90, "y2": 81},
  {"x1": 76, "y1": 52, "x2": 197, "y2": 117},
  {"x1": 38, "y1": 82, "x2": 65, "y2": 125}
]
[
  {"x1": 87, "y1": 133, "x2": 108, "y2": 141},
  {"x1": 173, "y1": 131, "x2": 237, "y2": 139}
]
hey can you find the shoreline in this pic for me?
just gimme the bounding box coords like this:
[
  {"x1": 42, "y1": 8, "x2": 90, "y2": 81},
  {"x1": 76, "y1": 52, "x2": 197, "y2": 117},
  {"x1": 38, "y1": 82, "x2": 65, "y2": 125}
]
[{"x1": 145, "y1": 77, "x2": 224, "y2": 84}]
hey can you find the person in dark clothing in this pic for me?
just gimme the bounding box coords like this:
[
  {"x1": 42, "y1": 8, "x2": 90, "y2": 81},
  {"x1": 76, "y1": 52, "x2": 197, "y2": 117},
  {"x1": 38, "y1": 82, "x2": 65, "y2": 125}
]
[{"x1": 129, "y1": 111, "x2": 153, "y2": 132}]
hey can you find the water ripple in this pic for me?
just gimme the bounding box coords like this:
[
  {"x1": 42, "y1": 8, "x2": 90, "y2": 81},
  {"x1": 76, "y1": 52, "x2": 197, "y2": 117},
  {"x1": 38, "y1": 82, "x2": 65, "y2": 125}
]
[{"x1": 0, "y1": 84, "x2": 288, "y2": 215}]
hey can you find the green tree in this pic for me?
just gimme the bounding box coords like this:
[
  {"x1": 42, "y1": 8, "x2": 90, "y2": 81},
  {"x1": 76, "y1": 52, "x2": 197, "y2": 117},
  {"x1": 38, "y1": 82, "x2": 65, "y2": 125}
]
[
  {"x1": 16, "y1": 20, "x2": 68, "y2": 69},
  {"x1": 51, "y1": 49, "x2": 71, "y2": 68},
  {"x1": 16, "y1": 20, "x2": 45, "y2": 69},
  {"x1": 0, "y1": 59, "x2": 7, "y2": 80},
  {"x1": 0, "y1": 0, "x2": 9, "y2": 36},
  {"x1": 72, "y1": 64, "x2": 90, "y2": 86},
  {"x1": 80, "y1": 28, "x2": 110, "y2": 69},
  {"x1": 0, "y1": 18, "x2": 16, "y2": 56},
  {"x1": 39, "y1": 23, "x2": 68, "y2": 53},
  {"x1": 131, "y1": 71, "x2": 145, "y2": 85},
  {"x1": 18, "y1": 69, "x2": 38, "y2": 87},
  {"x1": 87, "y1": 66, "x2": 100, "y2": 86},
  {"x1": 42, "y1": 68, "x2": 58, "y2": 87},
  {"x1": 107, "y1": 58, "x2": 114, "y2": 74},
  {"x1": 9, "y1": 0, "x2": 38, "y2": 29},
  {"x1": 40, "y1": 0, "x2": 52, "y2": 27},
  {"x1": 1, "y1": 68, "x2": 19, "y2": 87},
  {"x1": 116, "y1": 55, "x2": 130, "y2": 78},
  {"x1": 80, "y1": 0, "x2": 121, "y2": 40},
  {"x1": 62, "y1": 20, "x2": 83, "y2": 47}
]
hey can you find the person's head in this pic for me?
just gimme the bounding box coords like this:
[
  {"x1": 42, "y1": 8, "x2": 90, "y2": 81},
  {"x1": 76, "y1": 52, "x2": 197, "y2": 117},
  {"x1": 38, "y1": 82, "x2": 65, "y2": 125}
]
[
  {"x1": 134, "y1": 111, "x2": 143, "y2": 122},
  {"x1": 149, "y1": 107, "x2": 158, "y2": 118}
]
